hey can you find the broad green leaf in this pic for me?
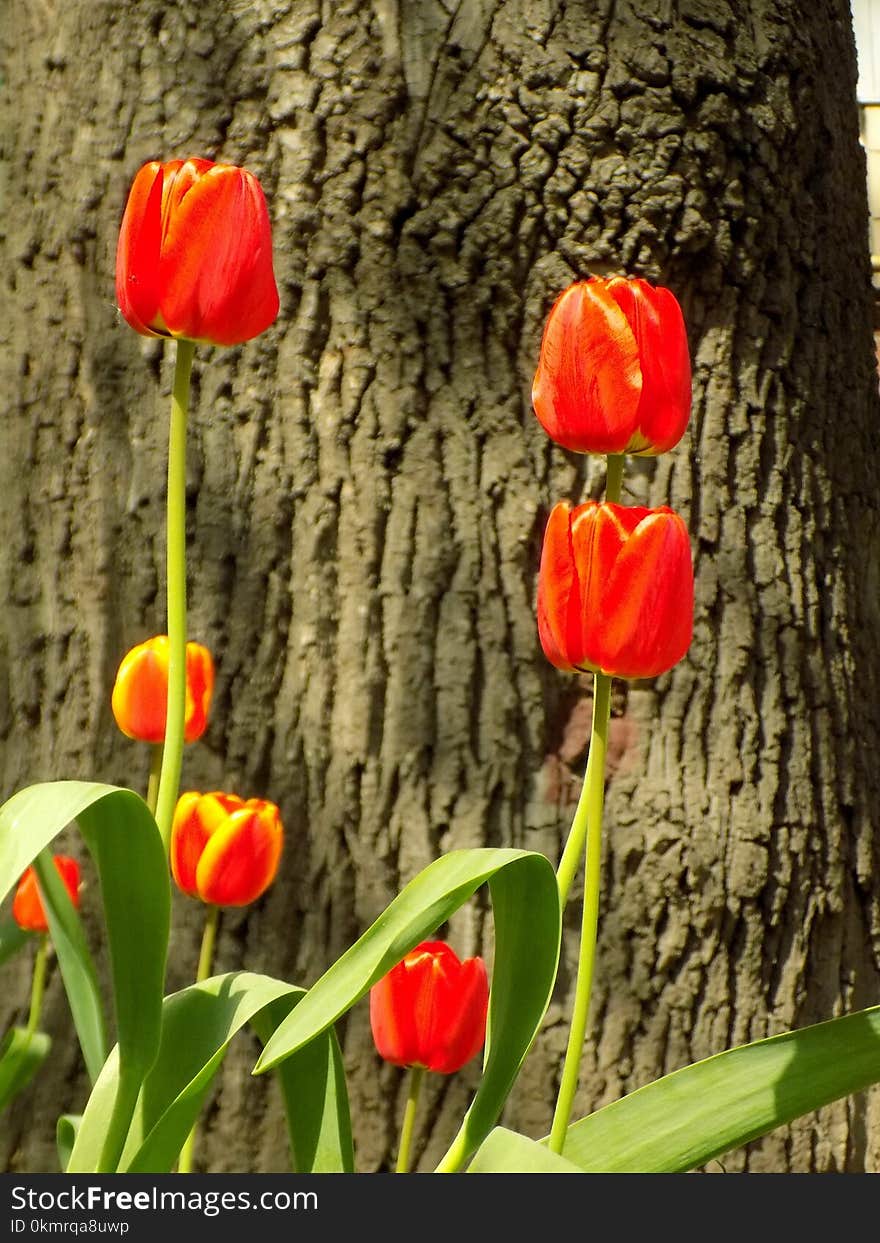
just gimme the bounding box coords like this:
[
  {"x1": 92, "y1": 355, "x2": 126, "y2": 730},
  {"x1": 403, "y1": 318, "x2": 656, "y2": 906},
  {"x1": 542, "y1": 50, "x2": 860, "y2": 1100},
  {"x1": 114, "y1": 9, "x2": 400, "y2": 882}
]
[
  {"x1": 34, "y1": 850, "x2": 106, "y2": 1082},
  {"x1": 559, "y1": 1004, "x2": 880, "y2": 1172},
  {"x1": 56, "y1": 1114, "x2": 82, "y2": 1172},
  {"x1": 0, "y1": 918, "x2": 30, "y2": 967},
  {"x1": 0, "y1": 781, "x2": 170, "y2": 1170},
  {"x1": 70, "y1": 972, "x2": 353, "y2": 1175},
  {"x1": 467, "y1": 1127, "x2": 582, "y2": 1173},
  {"x1": 252, "y1": 995, "x2": 354, "y2": 1173},
  {"x1": 0, "y1": 1027, "x2": 51, "y2": 1113},
  {"x1": 254, "y1": 848, "x2": 561, "y2": 1172}
]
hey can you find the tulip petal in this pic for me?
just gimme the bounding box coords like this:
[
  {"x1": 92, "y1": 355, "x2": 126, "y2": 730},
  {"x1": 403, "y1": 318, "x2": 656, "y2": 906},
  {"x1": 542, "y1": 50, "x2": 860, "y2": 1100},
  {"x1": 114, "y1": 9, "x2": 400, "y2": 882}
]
[
  {"x1": 194, "y1": 803, "x2": 283, "y2": 907},
  {"x1": 537, "y1": 502, "x2": 581, "y2": 672},
  {"x1": 115, "y1": 162, "x2": 165, "y2": 336},
  {"x1": 597, "y1": 509, "x2": 694, "y2": 678},
  {"x1": 111, "y1": 641, "x2": 170, "y2": 743},
  {"x1": 532, "y1": 281, "x2": 642, "y2": 455},
  {"x1": 607, "y1": 278, "x2": 691, "y2": 455},
  {"x1": 158, "y1": 164, "x2": 279, "y2": 345}
]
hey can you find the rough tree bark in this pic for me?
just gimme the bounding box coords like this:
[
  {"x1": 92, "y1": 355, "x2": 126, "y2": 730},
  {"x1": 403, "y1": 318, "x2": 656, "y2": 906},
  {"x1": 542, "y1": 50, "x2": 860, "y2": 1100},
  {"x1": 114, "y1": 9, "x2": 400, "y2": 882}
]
[{"x1": 2, "y1": 0, "x2": 879, "y2": 1173}]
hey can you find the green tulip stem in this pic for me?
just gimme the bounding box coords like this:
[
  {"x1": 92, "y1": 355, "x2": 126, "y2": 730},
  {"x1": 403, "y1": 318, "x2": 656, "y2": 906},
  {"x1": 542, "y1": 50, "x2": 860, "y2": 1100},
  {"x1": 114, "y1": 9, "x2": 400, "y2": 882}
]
[
  {"x1": 556, "y1": 672, "x2": 612, "y2": 908},
  {"x1": 146, "y1": 744, "x2": 163, "y2": 818},
  {"x1": 26, "y1": 934, "x2": 49, "y2": 1038},
  {"x1": 154, "y1": 337, "x2": 195, "y2": 853},
  {"x1": 178, "y1": 904, "x2": 221, "y2": 1175},
  {"x1": 548, "y1": 668, "x2": 611, "y2": 1154},
  {"x1": 605, "y1": 453, "x2": 624, "y2": 504},
  {"x1": 395, "y1": 1066, "x2": 424, "y2": 1174}
]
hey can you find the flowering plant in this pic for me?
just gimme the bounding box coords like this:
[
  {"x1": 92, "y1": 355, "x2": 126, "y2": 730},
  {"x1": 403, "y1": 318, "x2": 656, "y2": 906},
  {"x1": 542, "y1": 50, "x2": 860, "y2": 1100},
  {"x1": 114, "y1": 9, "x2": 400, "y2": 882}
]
[{"x1": 1, "y1": 162, "x2": 878, "y2": 1176}]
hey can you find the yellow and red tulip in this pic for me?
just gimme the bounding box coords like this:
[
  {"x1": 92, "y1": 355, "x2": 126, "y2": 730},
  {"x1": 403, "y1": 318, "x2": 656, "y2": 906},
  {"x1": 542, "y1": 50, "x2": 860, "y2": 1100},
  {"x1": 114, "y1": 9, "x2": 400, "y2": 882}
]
[
  {"x1": 170, "y1": 791, "x2": 283, "y2": 907},
  {"x1": 116, "y1": 157, "x2": 279, "y2": 347},
  {"x1": 111, "y1": 635, "x2": 214, "y2": 745},
  {"x1": 538, "y1": 500, "x2": 693, "y2": 680},
  {"x1": 13, "y1": 856, "x2": 81, "y2": 933},
  {"x1": 532, "y1": 276, "x2": 691, "y2": 456},
  {"x1": 369, "y1": 940, "x2": 489, "y2": 1075}
]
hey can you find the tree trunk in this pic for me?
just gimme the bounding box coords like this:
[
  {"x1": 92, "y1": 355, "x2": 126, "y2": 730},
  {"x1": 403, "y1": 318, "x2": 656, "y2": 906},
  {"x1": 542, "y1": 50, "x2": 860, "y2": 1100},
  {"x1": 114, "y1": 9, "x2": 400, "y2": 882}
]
[{"x1": 3, "y1": 0, "x2": 879, "y2": 1173}]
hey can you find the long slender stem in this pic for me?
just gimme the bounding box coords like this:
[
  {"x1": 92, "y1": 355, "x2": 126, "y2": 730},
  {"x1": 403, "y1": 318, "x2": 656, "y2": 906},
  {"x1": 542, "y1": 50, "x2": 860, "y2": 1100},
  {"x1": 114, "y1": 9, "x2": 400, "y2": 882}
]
[
  {"x1": 26, "y1": 935, "x2": 49, "y2": 1037},
  {"x1": 395, "y1": 1066, "x2": 424, "y2": 1174},
  {"x1": 154, "y1": 337, "x2": 195, "y2": 852},
  {"x1": 146, "y1": 744, "x2": 163, "y2": 817},
  {"x1": 177, "y1": 904, "x2": 221, "y2": 1174},
  {"x1": 96, "y1": 1067, "x2": 142, "y2": 1174},
  {"x1": 556, "y1": 673, "x2": 612, "y2": 908},
  {"x1": 605, "y1": 453, "x2": 624, "y2": 503},
  {"x1": 548, "y1": 669, "x2": 612, "y2": 1154}
]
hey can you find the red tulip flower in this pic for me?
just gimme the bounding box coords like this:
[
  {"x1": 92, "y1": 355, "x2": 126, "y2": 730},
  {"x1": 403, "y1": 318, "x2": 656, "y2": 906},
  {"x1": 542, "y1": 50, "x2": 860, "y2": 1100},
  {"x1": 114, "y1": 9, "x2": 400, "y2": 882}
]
[
  {"x1": 116, "y1": 157, "x2": 279, "y2": 347},
  {"x1": 171, "y1": 791, "x2": 284, "y2": 907},
  {"x1": 13, "y1": 856, "x2": 81, "y2": 933},
  {"x1": 532, "y1": 276, "x2": 691, "y2": 455},
  {"x1": 111, "y1": 635, "x2": 215, "y2": 744},
  {"x1": 370, "y1": 940, "x2": 489, "y2": 1075},
  {"x1": 538, "y1": 501, "x2": 693, "y2": 680}
]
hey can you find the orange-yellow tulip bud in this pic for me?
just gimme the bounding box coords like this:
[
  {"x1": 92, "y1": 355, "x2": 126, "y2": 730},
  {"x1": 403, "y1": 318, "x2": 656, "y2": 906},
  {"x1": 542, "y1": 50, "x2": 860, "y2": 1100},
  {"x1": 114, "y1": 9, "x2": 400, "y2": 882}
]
[
  {"x1": 111, "y1": 635, "x2": 215, "y2": 744},
  {"x1": 171, "y1": 791, "x2": 283, "y2": 907},
  {"x1": 13, "y1": 855, "x2": 81, "y2": 933},
  {"x1": 532, "y1": 276, "x2": 692, "y2": 456},
  {"x1": 538, "y1": 501, "x2": 693, "y2": 680},
  {"x1": 369, "y1": 940, "x2": 489, "y2": 1075},
  {"x1": 116, "y1": 157, "x2": 279, "y2": 347}
]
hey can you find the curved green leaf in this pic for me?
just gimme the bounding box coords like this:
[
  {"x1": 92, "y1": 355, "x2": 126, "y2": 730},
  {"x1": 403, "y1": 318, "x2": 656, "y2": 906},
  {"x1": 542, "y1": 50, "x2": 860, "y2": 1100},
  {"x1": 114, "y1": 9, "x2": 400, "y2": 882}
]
[
  {"x1": 34, "y1": 849, "x2": 106, "y2": 1082},
  {"x1": 69, "y1": 972, "x2": 353, "y2": 1175},
  {"x1": 254, "y1": 848, "x2": 561, "y2": 1173},
  {"x1": 558, "y1": 1004, "x2": 880, "y2": 1172},
  {"x1": 468, "y1": 1127, "x2": 582, "y2": 1173},
  {"x1": 0, "y1": 781, "x2": 170, "y2": 1170},
  {"x1": 251, "y1": 995, "x2": 353, "y2": 1173},
  {"x1": 0, "y1": 918, "x2": 30, "y2": 968},
  {"x1": 56, "y1": 1114, "x2": 82, "y2": 1172},
  {"x1": 0, "y1": 1027, "x2": 51, "y2": 1113}
]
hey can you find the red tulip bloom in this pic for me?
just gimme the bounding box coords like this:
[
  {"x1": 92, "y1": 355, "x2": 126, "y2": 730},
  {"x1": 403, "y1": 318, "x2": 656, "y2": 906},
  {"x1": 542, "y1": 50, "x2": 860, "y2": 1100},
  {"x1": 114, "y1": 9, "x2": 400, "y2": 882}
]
[
  {"x1": 13, "y1": 856, "x2": 81, "y2": 933},
  {"x1": 538, "y1": 501, "x2": 693, "y2": 680},
  {"x1": 111, "y1": 635, "x2": 215, "y2": 744},
  {"x1": 370, "y1": 940, "x2": 489, "y2": 1075},
  {"x1": 116, "y1": 157, "x2": 279, "y2": 347},
  {"x1": 532, "y1": 276, "x2": 691, "y2": 455},
  {"x1": 171, "y1": 791, "x2": 284, "y2": 907}
]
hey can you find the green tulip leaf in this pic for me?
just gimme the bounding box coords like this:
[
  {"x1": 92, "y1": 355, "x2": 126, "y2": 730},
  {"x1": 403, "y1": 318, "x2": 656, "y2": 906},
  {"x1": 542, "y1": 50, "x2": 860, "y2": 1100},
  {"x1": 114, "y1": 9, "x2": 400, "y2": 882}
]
[
  {"x1": 0, "y1": 919, "x2": 30, "y2": 968},
  {"x1": 253, "y1": 848, "x2": 561, "y2": 1173},
  {"x1": 0, "y1": 780, "x2": 170, "y2": 1170},
  {"x1": 251, "y1": 995, "x2": 354, "y2": 1173},
  {"x1": 0, "y1": 1026, "x2": 52, "y2": 1114},
  {"x1": 554, "y1": 1004, "x2": 880, "y2": 1172},
  {"x1": 33, "y1": 850, "x2": 106, "y2": 1083},
  {"x1": 56, "y1": 1114, "x2": 82, "y2": 1172},
  {"x1": 69, "y1": 972, "x2": 353, "y2": 1175},
  {"x1": 467, "y1": 1127, "x2": 583, "y2": 1173}
]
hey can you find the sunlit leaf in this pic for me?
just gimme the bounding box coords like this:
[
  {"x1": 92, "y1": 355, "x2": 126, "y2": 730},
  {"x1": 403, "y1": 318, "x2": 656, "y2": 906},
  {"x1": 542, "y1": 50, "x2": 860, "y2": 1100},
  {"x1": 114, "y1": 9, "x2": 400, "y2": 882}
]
[
  {"x1": 467, "y1": 1127, "x2": 582, "y2": 1173},
  {"x1": 559, "y1": 1005, "x2": 880, "y2": 1172},
  {"x1": 0, "y1": 781, "x2": 170, "y2": 1171},
  {"x1": 254, "y1": 848, "x2": 561, "y2": 1173},
  {"x1": 69, "y1": 972, "x2": 353, "y2": 1175}
]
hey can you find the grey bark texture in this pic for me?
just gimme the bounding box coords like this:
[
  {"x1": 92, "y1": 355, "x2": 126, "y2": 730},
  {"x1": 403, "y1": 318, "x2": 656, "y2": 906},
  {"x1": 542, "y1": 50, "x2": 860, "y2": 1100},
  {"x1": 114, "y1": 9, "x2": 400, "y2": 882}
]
[{"x1": 2, "y1": 0, "x2": 880, "y2": 1172}]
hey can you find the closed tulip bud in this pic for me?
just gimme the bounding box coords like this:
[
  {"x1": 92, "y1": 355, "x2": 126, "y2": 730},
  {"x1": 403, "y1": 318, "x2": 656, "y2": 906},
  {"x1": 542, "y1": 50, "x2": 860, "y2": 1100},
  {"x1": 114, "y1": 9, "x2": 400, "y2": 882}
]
[
  {"x1": 369, "y1": 940, "x2": 489, "y2": 1075},
  {"x1": 538, "y1": 501, "x2": 693, "y2": 680},
  {"x1": 116, "y1": 157, "x2": 279, "y2": 347},
  {"x1": 13, "y1": 856, "x2": 81, "y2": 933},
  {"x1": 111, "y1": 636, "x2": 214, "y2": 745},
  {"x1": 171, "y1": 791, "x2": 283, "y2": 907},
  {"x1": 532, "y1": 276, "x2": 691, "y2": 456}
]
